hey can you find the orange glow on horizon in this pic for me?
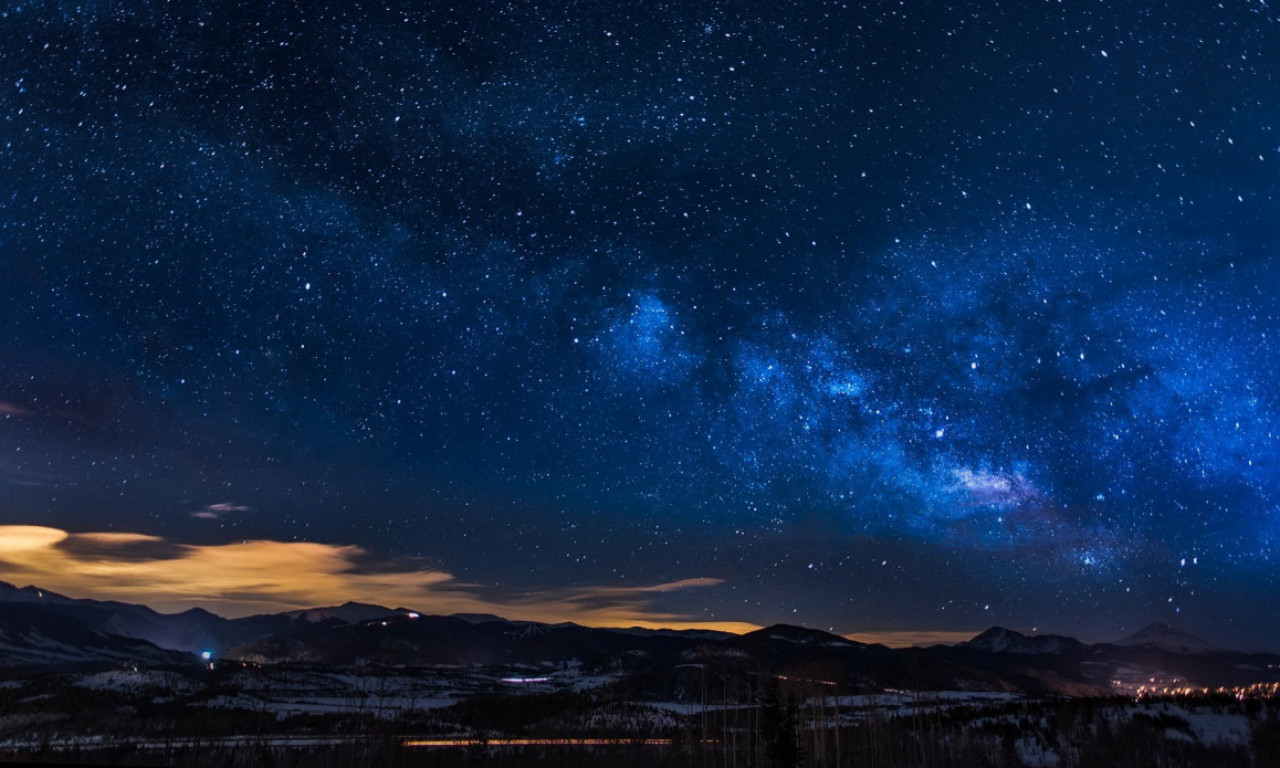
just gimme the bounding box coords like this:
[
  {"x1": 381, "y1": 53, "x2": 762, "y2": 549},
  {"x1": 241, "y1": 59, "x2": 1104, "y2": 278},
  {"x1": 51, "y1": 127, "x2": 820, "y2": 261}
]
[{"x1": 843, "y1": 629, "x2": 980, "y2": 648}]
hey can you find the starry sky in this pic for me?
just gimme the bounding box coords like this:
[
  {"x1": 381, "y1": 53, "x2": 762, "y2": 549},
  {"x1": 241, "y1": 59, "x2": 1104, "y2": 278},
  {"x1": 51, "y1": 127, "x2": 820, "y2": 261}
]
[{"x1": 2, "y1": 0, "x2": 1279, "y2": 648}]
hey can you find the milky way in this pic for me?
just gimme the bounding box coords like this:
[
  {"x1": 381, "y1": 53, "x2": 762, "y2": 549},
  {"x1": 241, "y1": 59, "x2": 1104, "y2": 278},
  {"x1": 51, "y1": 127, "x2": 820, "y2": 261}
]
[{"x1": 2, "y1": 0, "x2": 1278, "y2": 647}]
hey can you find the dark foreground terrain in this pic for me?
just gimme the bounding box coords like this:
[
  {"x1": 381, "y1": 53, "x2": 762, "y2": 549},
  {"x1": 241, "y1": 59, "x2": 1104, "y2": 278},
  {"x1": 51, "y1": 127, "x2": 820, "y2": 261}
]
[
  {"x1": 0, "y1": 664, "x2": 1277, "y2": 767},
  {"x1": 4, "y1": 582, "x2": 1280, "y2": 766}
]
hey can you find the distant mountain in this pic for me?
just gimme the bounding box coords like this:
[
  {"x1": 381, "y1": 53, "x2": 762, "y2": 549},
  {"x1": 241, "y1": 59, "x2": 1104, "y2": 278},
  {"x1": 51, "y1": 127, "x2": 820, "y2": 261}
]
[
  {"x1": 1115, "y1": 622, "x2": 1219, "y2": 654},
  {"x1": 960, "y1": 627, "x2": 1084, "y2": 655},
  {"x1": 283, "y1": 601, "x2": 407, "y2": 624},
  {"x1": 225, "y1": 613, "x2": 703, "y2": 667},
  {"x1": 930, "y1": 622, "x2": 1280, "y2": 695},
  {"x1": 0, "y1": 603, "x2": 190, "y2": 670},
  {"x1": 3, "y1": 582, "x2": 1278, "y2": 698},
  {"x1": 0, "y1": 580, "x2": 292, "y2": 653},
  {"x1": 0, "y1": 581, "x2": 419, "y2": 654},
  {"x1": 0, "y1": 581, "x2": 431, "y2": 654},
  {"x1": 746, "y1": 623, "x2": 862, "y2": 648},
  {"x1": 221, "y1": 613, "x2": 1007, "y2": 696},
  {"x1": 449, "y1": 612, "x2": 512, "y2": 625}
]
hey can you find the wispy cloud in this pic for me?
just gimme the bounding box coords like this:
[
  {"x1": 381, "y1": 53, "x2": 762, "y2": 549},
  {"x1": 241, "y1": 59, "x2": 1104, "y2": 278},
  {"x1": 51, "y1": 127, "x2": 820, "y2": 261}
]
[
  {"x1": 0, "y1": 402, "x2": 30, "y2": 417},
  {"x1": 190, "y1": 502, "x2": 252, "y2": 520},
  {"x1": 0, "y1": 525, "x2": 754, "y2": 632},
  {"x1": 0, "y1": 461, "x2": 63, "y2": 487}
]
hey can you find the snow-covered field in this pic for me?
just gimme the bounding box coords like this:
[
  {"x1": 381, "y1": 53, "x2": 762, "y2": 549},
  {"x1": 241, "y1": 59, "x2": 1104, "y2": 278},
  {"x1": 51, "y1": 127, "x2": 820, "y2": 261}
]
[{"x1": 73, "y1": 669, "x2": 202, "y2": 694}]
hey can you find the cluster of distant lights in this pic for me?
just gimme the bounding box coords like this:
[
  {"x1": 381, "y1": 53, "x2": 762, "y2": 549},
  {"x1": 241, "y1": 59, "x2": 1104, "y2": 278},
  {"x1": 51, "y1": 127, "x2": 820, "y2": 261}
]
[
  {"x1": 500, "y1": 676, "x2": 551, "y2": 684},
  {"x1": 1128, "y1": 682, "x2": 1280, "y2": 701},
  {"x1": 379, "y1": 612, "x2": 421, "y2": 627}
]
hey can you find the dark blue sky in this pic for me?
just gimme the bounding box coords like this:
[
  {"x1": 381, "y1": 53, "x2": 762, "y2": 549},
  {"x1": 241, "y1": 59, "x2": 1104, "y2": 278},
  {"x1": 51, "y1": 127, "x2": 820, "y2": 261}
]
[{"x1": 2, "y1": 0, "x2": 1279, "y2": 647}]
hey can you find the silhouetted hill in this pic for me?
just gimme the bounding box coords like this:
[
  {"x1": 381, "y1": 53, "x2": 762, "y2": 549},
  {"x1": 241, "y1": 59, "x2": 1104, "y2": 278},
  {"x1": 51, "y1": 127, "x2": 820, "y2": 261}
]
[{"x1": 0, "y1": 603, "x2": 191, "y2": 672}]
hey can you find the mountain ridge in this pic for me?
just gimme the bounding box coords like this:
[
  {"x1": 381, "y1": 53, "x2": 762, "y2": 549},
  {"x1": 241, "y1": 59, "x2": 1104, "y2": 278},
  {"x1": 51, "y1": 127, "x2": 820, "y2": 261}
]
[{"x1": 3, "y1": 581, "x2": 1276, "y2": 697}]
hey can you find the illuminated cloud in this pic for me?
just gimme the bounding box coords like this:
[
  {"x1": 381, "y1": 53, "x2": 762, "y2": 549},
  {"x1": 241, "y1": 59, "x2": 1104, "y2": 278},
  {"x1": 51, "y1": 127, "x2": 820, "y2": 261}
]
[
  {"x1": 0, "y1": 402, "x2": 30, "y2": 416},
  {"x1": 494, "y1": 577, "x2": 759, "y2": 633},
  {"x1": 0, "y1": 525, "x2": 69, "y2": 552},
  {"x1": 0, "y1": 525, "x2": 753, "y2": 632}
]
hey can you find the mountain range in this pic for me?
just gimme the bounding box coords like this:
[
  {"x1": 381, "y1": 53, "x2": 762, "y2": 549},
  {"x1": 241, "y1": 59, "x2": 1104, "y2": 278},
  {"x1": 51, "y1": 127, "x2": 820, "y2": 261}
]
[{"x1": 2, "y1": 580, "x2": 1277, "y2": 696}]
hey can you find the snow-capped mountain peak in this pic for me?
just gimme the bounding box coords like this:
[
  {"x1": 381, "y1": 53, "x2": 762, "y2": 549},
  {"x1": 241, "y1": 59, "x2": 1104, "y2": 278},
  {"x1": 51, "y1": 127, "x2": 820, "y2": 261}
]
[
  {"x1": 961, "y1": 627, "x2": 1081, "y2": 655},
  {"x1": 1115, "y1": 622, "x2": 1219, "y2": 654}
]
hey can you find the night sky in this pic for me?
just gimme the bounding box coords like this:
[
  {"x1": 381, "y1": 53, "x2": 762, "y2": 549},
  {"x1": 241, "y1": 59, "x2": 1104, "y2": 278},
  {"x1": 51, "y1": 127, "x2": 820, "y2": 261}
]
[{"x1": 2, "y1": 0, "x2": 1279, "y2": 648}]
